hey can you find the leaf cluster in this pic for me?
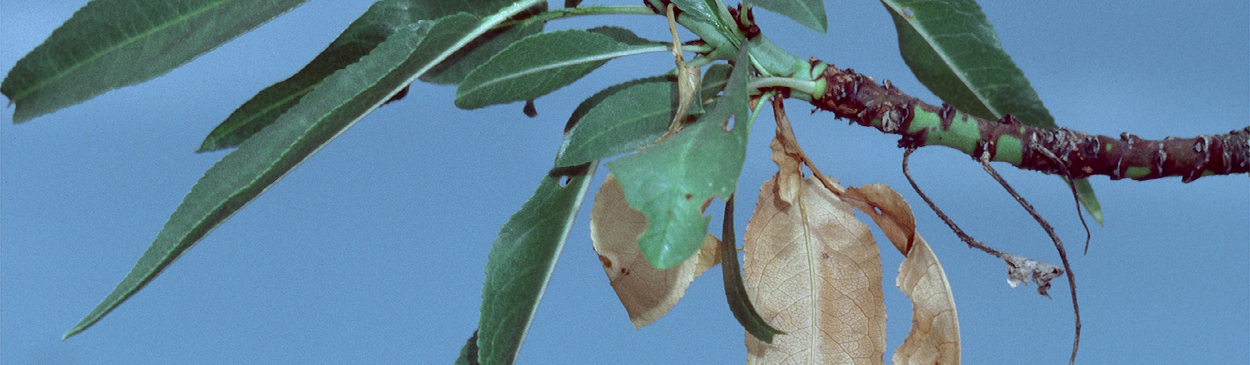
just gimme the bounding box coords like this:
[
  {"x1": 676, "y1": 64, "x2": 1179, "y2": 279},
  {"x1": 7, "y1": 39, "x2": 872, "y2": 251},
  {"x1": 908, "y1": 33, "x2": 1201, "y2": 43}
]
[{"x1": 8, "y1": 0, "x2": 1236, "y2": 364}]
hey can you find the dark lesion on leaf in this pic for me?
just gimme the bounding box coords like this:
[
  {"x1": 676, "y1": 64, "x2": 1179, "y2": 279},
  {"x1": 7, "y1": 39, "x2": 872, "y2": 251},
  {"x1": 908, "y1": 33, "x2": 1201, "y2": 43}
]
[{"x1": 383, "y1": 84, "x2": 409, "y2": 105}]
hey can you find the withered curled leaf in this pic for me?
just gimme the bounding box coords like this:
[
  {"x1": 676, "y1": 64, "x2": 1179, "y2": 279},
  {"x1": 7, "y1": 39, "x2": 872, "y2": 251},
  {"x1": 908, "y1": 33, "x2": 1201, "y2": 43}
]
[
  {"x1": 846, "y1": 184, "x2": 961, "y2": 365},
  {"x1": 743, "y1": 172, "x2": 886, "y2": 364},
  {"x1": 591, "y1": 174, "x2": 719, "y2": 328}
]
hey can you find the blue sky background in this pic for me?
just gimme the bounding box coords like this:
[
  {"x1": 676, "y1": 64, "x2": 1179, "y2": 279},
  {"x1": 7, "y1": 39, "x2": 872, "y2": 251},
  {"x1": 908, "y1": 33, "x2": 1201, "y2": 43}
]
[{"x1": 2, "y1": 0, "x2": 1246, "y2": 364}]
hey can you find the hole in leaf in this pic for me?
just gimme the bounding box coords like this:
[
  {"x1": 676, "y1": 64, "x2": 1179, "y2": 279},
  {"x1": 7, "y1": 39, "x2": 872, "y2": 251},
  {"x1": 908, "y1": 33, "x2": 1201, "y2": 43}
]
[
  {"x1": 903, "y1": 8, "x2": 914, "y2": 18},
  {"x1": 723, "y1": 116, "x2": 735, "y2": 131},
  {"x1": 559, "y1": 176, "x2": 572, "y2": 187}
]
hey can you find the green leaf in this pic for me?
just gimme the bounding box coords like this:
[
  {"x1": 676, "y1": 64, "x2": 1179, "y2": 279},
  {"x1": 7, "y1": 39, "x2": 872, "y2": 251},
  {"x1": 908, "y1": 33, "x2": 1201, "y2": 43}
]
[
  {"x1": 1, "y1": 0, "x2": 311, "y2": 124},
  {"x1": 62, "y1": 0, "x2": 546, "y2": 339},
  {"x1": 477, "y1": 162, "x2": 598, "y2": 365},
  {"x1": 585, "y1": 25, "x2": 666, "y2": 47},
  {"x1": 1074, "y1": 178, "x2": 1102, "y2": 225},
  {"x1": 605, "y1": 44, "x2": 753, "y2": 270},
  {"x1": 200, "y1": 0, "x2": 545, "y2": 151},
  {"x1": 454, "y1": 330, "x2": 480, "y2": 365},
  {"x1": 669, "y1": 0, "x2": 723, "y2": 24},
  {"x1": 880, "y1": 0, "x2": 1053, "y2": 129},
  {"x1": 555, "y1": 64, "x2": 732, "y2": 168},
  {"x1": 418, "y1": 9, "x2": 546, "y2": 85},
  {"x1": 199, "y1": 0, "x2": 441, "y2": 151},
  {"x1": 721, "y1": 196, "x2": 784, "y2": 343},
  {"x1": 751, "y1": 0, "x2": 828, "y2": 33},
  {"x1": 880, "y1": 0, "x2": 1103, "y2": 222},
  {"x1": 454, "y1": 27, "x2": 667, "y2": 109}
]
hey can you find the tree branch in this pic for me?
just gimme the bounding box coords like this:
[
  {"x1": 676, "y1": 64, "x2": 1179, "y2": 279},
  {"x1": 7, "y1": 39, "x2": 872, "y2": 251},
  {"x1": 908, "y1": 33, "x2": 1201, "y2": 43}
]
[{"x1": 805, "y1": 61, "x2": 1250, "y2": 182}]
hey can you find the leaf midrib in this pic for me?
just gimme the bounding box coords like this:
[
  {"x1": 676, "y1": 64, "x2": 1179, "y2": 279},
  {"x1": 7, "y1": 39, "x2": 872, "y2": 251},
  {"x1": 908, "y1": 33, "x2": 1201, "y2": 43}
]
[
  {"x1": 462, "y1": 44, "x2": 666, "y2": 97},
  {"x1": 797, "y1": 190, "x2": 819, "y2": 358},
  {"x1": 14, "y1": 0, "x2": 232, "y2": 100},
  {"x1": 889, "y1": 2, "x2": 1002, "y2": 118}
]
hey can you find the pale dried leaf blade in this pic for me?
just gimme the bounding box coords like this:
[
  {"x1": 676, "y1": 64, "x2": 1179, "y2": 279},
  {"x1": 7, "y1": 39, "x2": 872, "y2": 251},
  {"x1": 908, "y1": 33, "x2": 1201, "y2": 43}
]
[
  {"x1": 767, "y1": 131, "x2": 802, "y2": 206},
  {"x1": 843, "y1": 184, "x2": 960, "y2": 364},
  {"x1": 744, "y1": 175, "x2": 886, "y2": 364},
  {"x1": 591, "y1": 174, "x2": 719, "y2": 328},
  {"x1": 893, "y1": 233, "x2": 960, "y2": 365},
  {"x1": 843, "y1": 184, "x2": 916, "y2": 255}
]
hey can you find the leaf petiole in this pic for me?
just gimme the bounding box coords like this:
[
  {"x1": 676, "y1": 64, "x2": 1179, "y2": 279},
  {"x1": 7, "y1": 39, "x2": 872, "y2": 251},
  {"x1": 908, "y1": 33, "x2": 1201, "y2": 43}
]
[{"x1": 747, "y1": 77, "x2": 818, "y2": 100}]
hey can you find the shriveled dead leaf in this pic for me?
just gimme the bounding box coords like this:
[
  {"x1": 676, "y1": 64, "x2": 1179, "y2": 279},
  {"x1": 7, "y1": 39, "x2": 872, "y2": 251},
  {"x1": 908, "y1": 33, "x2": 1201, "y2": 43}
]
[
  {"x1": 845, "y1": 184, "x2": 960, "y2": 365},
  {"x1": 591, "y1": 174, "x2": 720, "y2": 328},
  {"x1": 743, "y1": 173, "x2": 886, "y2": 364},
  {"x1": 768, "y1": 133, "x2": 803, "y2": 207},
  {"x1": 1001, "y1": 253, "x2": 1064, "y2": 298}
]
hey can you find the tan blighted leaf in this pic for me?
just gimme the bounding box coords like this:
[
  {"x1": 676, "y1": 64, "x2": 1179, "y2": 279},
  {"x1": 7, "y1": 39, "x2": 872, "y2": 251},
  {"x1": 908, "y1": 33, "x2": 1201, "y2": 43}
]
[
  {"x1": 845, "y1": 184, "x2": 960, "y2": 365},
  {"x1": 767, "y1": 133, "x2": 803, "y2": 206},
  {"x1": 591, "y1": 174, "x2": 720, "y2": 328},
  {"x1": 743, "y1": 174, "x2": 886, "y2": 365}
]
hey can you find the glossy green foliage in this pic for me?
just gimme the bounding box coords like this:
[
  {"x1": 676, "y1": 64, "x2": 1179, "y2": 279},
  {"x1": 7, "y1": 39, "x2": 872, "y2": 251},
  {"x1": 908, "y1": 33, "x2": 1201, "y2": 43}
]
[
  {"x1": 454, "y1": 331, "x2": 480, "y2": 365},
  {"x1": 668, "y1": 0, "x2": 722, "y2": 24},
  {"x1": 880, "y1": 0, "x2": 1103, "y2": 223},
  {"x1": 418, "y1": 10, "x2": 545, "y2": 85},
  {"x1": 751, "y1": 0, "x2": 828, "y2": 33},
  {"x1": 200, "y1": 0, "x2": 544, "y2": 151},
  {"x1": 667, "y1": 0, "x2": 741, "y2": 52},
  {"x1": 555, "y1": 64, "x2": 733, "y2": 168},
  {"x1": 720, "y1": 196, "x2": 785, "y2": 343},
  {"x1": 454, "y1": 27, "x2": 667, "y2": 109},
  {"x1": 477, "y1": 162, "x2": 598, "y2": 365},
  {"x1": 880, "y1": 0, "x2": 1054, "y2": 128},
  {"x1": 1, "y1": 0, "x2": 310, "y2": 123},
  {"x1": 606, "y1": 45, "x2": 754, "y2": 270},
  {"x1": 62, "y1": 0, "x2": 546, "y2": 339}
]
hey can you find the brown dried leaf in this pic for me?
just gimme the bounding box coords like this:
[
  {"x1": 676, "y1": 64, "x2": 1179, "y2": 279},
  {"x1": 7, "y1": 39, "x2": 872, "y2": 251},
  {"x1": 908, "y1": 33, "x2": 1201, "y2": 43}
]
[
  {"x1": 843, "y1": 184, "x2": 916, "y2": 255},
  {"x1": 845, "y1": 184, "x2": 960, "y2": 365},
  {"x1": 743, "y1": 174, "x2": 886, "y2": 364},
  {"x1": 768, "y1": 134, "x2": 803, "y2": 206},
  {"x1": 591, "y1": 174, "x2": 720, "y2": 329}
]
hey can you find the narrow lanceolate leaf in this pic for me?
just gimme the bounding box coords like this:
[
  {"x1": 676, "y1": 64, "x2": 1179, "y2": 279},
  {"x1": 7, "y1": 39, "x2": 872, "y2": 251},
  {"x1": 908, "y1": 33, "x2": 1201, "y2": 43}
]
[
  {"x1": 880, "y1": 0, "x2": 1102, "y2": 223},
  {"x1": 199, "y1": 0, "x2": 443, "y2": 151},
  {"x1": 723, "y1": 195, "x2": 786, "y2": 344},
  {"x1": 750, "y1": 0, "x2": 828, "y2": 33},
  {"x1": 478, "y1": 162, "x2": 597, "y2": 365},
  {"x1": 1, "y1": 0, "x2": 310, "y2": 123},
  {"x1": 64, "y1": 1, "x2": 544, "y2": 339},
  {"x1": 555, "y1": 64, "x2": 732, "y2": 168},
  {"x1": 606, "y1": 45, "x2": 753, "y2": 270},
  {"x1": 418, "y1": 4, "x2": 546, "y2": 85},
  {"x1": 454, "y1": 330, "x2": 480, "y2": 365},
  {"x1": 200, "y1": 0, "x2": 546, "y2": 151},
  {"x1": 880, "y1": 0, "x2": 1053, "y2": 128},
  {"x1": 454, "y1": 27, "x2": 667, "y2": 109},
  {"x1": 669, "y1": 0, "x2": 723, "y2": 25}
]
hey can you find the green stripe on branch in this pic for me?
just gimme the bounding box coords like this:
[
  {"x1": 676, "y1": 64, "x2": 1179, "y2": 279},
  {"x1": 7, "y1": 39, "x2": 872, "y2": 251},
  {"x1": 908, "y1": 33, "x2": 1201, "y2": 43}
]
[{"x1": 806, "y1": 62, "x2": 1249, "y2": 182}]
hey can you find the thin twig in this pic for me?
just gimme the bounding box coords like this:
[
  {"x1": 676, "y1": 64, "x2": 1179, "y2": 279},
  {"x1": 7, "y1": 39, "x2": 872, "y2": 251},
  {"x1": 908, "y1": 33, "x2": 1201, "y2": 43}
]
[
  {"x1": 977, "y1": 151, "x2": 1081, "y2": 365},
  {"x1": 901, "y1": 148, "x2": 1002, "y2": 256},
  {"x1": 1033, "y1": 144, "x2": 1093, "y2": 254}
]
